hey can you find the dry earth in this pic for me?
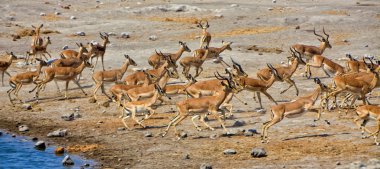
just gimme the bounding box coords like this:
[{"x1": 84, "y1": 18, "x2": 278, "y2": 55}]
[{"x1": 0, "y1": 0, "x2": 380, "y2": 168}]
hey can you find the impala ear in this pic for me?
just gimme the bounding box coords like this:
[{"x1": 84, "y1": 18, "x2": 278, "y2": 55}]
[
  {"x1": 124, "y1": 54, "x2": 129, "y2": 59},
  {"x1": 32, "y1": 25, "x2": 36, "y2": 28},
  {"x1": 40, "y1": 24, "x2": 44, "y2": 28}
]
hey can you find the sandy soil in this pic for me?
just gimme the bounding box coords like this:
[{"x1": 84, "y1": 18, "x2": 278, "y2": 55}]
[{"x1": 0, "y1": 0, "x2": 380, "y2": 168}]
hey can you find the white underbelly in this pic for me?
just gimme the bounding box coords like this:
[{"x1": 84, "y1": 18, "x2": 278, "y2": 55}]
[{"x1": 284, "y1": 108, "x2": 306, "y2": 118}]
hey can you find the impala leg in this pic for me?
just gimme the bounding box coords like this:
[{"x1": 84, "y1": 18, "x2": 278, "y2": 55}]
[
  {"x1": 121, "y1": 109, "x2": 132, "y2": 130},
  {"x1": 282, "y1": 78, "x2": 298, "y2": 96},
  {"x1": 1, "y1": 72, "x2": 4, "y2": 86},
  {"x1": 213, "y1": 110, "x2": 228, "y2": 133},
  {"x1": 144, "y1": 107, "x2": 155, "y2": 120},
  {"x1": 101, "y1": 84, "x2": 112, "y2": 100},
  {"x1": 101, "y1": 55, "x2": 105, "y2": 71},
  {"x1": 64, "y1": 81, "x2": 70, "y2": 99},
  {"x1": 131, "y1": 108, "x2": 145, "y2": 128},
  {"x1": 196, "y1": 67, "x2": 203, "y2": 78},
  {"x1": 54, "y1": 80, "x2": 61, "y2": 93},
  {"x1": 93, "y1": 82, "x2": 102, "y2": 100},
  {"x1": 162, "y1": 113, "x2": 181, "y2": 137},
  {"x1": 73, "y1": 79, "x2": 87, "y2": 96},
  {"x1": 262, "y1": 90, "x2": 278, "y2": 105},
  {"x1": 14, "y1": 84, "x2": 23, "y2": 102},
  {"x1": 201, "y1": 113, "x2": 215, "y2": 131},
  {"x1": 261, "y1": 115, "x2": 282, "y2": 143},
  {"x1": 45, "y1": 52, "x2": 52, "y2": 58},
  {"x1": 256, "y1": 92, "x2": 263, "y2": 108},
  {"x1": 7, "y1": 87, "x2": 15, "y2": 105},
  {"x1": 191, "y1": 115, "x2": 202, "y2": 131},
  {"x1": 321, "y1": 67, "x2": 331, "y2": 78}
]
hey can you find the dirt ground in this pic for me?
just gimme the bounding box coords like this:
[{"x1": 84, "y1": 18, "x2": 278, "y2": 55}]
[{"x1": 0, "y1": 0, "x2": 380, "y2": 168}]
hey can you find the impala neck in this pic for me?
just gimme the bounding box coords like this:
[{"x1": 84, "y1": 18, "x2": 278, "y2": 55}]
[
  {"x1": 172, "y1": 46, "x2": 185, "y2": 61},
  {"x1": 319, "y1": 42, "x2": 327, "y2": 54},
  {"x1": 157, "y1": 62, "x2": 169, "y2": 75},
  {"x1": 120, "y1": 60, "x2": 131, "y2": 75},
  {"x1": 370, "y1": 72, "x2": 379, "y2": 90},
  {"x1": 102, "y1": 39, "x2": 108, "y2": 49},
  {"x1": 263, "y1": 74, "x2": 277, "y2": 88},
  {"x1": 146, "y1": 90, "x2": 160, "y2": 106},
  {"x1": 77, "y1": 47, "x2": 85, "y2": 59},
  {"x1": 216, "y1": 44, "x2": 229, "y2": 55},
  {"x1": 289, "y1": 59, "x2": 300, "y2": 74},
  {"x1": 158, "y1": 72, "x2": 170, "y2": 89},
  {"x1": 307, "y1": 87, "x2": 321, "y2": 105},
  {"x1": 215, "y1": 87, "x2": 230, "y2": 107},
  {"x1": 75, "y1": 61, "x2": 87, "y2": 74}
]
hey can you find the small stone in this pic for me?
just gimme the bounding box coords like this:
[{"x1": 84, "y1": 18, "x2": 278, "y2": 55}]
[
  {"x1": 244, "y1": 130, "x2": 254, "y2": 136},
  {"x1": 258, "y1": 52, "x2": 263, "y2": 55},
  {"x1": 230, "y1": 4, "x2": 239, "y2": 7},
  {"x1": 88, "y1": 97, "x2": 97, "y2": 103},
  {"x1": 342, "y1": 39, "x2": 349, "y2": 42},
  {"x1": 55, "y1": 147, "x2": 65, "y2": 154},
  {"x1": 40, "y1": 13, "x2": 46, "y2": 16},
  {"x1": 365, "y1": 45, "x2": 369, "y2": 47},
  {"x1": 12, "y1": 134, "x2": 16, "y2": 138},
  {"x1": 18, "y1": 125, "x2": 29, "y2": 132},
  {"x1": 120, "y1": 32, "x2": 131, "y2": 38},
  {"x1": 209, "y1": 133, "x2": 219, "y2": 139},
  {"x1": 55, "y1": 12, "x2": 61, "y2": 15},
  {"x1": 251, "y1": 147, "x2": 267, "y2": 158},
  {"x1": 62, "y1": 45, "x2": 69, "y2": 50},
  {"x1": 73, "y1": 112, "x2": 81, "y2": 118},
  {"x1": 256, "y1": 108, "x2": 266, "y2": 113},
  {"x1": 336, "y1": 161, "x2": 341, "y2": 165},
  {"x1": 47, "y1": 129, "x2": 68, "y2": 137},
  {"x1": 223, "y1": 129, "x2": 244, "y2": 136},
  {"x1": 22, "y1": 103, "x2": 32, "y2": 110},
  {"x1": 97, "y1": 121, "x2": 104, "y2": 124},
  {"x1": 117, "y1": 127, "x2": 126, "y2": 131},
  {"x1": 183, "y1": 153, "x2": 190, "y2": 159},
  {"x1": 200, "y1": 163, "x2": 212, "y2": 169},
  {"x1": 102, "y1": 101, "x2": 110, "y2": 107},
  {"x1": 61, "y1": 113, "x2": 75, "y2": 121},
  {"x1": 6, "y1": 16, "x2": 15, "y2": 21},
  {"x1": 34, "y1": 141, "x2": 46, "y2": 150},
  {"x1": 75, "y1": 32, "x2": 85, "y2": 36},
  {"x1": 148, "y1": 35, "x2": 157, "y2": 41},
  {"x1": 268, "y1": 8, "x2": 274, "y2": 11},
  {"x1": 31, "y1": 137, "x2": 38, "y2": 141},
  {"x1": 84, "y1": 163, "x2": 90, "y2": 167},
  {"x1": 272, "y1": 0, "x2": 276, "y2": 3},
  {"x1": 180, "y1": 132, "x2": 188, "y2": 138},
  {"x1": 62, "y1": 155, "x2": 75, "y2": 166},
  {"x1": 232, "y1": 120, "x2": 246, "y2": 127},
  {"x1": 70, "y1": 16, "x2": 77, "y2": 20},
  {"x1": 223, "y1": 149, "x2": 237, "y2": 155},
  {"x1": 107, "y1": 32, "x2": 117, "y2": 36},
  {"x1": 295, "y1": 25, "x2": 300, "y2": 29},
  {"x1": 144, "y1": 132, "x2": 153, "y2": 137},
  {"x1": 248, "y1": 129, "x2": 258, "y2": 134},
  {"x1": 214, "y1": 14, "x2": 223, "y2": 18}
]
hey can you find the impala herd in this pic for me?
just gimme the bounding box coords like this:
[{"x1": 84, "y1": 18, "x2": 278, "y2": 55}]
[{"x1": 2, "y1": 21, "x2": 380, "y2": 146}]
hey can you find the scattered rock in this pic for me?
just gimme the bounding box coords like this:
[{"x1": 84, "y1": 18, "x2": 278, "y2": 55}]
[
  {"x1": 22, "y1": 103, "x2": 32, "y2": 110},
  {"x1": 117, "y1": 127, "x2": 126, "y2": 131},
  {"x1": 232, "y1": 120, "x2": 246, "y2": 127},
  {"x1": 101, "y1": 101, "x2": 110, "y2": 107},
  {"x1": 62, "y1": 45, "x2": 69, "y2": 50},
  {"x1": 6, "y1": 16, "x2": 16, "y2": 21},
  {"x1": 40, "y1": 13, "x2": 46, "y2": 16},
  {"x1": 62, "y1": 155, "x2": 75, "y2": 166},
  {"x1": 183, "y1": 153, "x2": 190, "y2": 159},
  {"x1": 244, "y1": 130, "x2": 255, "y2": 136},
  {"x1": 251, "y1": 147, "x2": 267, "y2": 158},
  {"x1": 97, "y1": 121, "x2": 104, "y2": 125},
  {"x1": 18, "y1": 125, "x2": 29, "y2": 132},
  {"x1": 120, "y1": 32, "x2": 131, "y2": 38},
  {"x1": 75, "y1": 32, "x2": 86, "y2": 36},
  {"x1": 107, "y1": 32, "x2": 117, "y2": 36},
  {"x1": 55, "y1": 147, "x2": 65, "y2": 154},
  {"x1": 70, "y1": 16, "x2": 77, "y2": 20},
  {"x1": 180, "y1": 132, "x2": 188, "y2": 138},
  {"x1": 31, "y1": 137, "x2": 38, "y2": 141},
  {"x1": 55, "y1": 12, "x2": 61, "y2": 15},
  {"x1": 200, "y1": 163, "x2": 212, "y2": 169},
  {"x1": 84, "y1": 163, "x2": 90, "y2": 167},
  {"x1": 336, "y1": 161, "x2": 341, "y2": 165},
  {"x1": 268, "y1": 8, "x2": 274, "y2": 11},
  {"x1": 12, "y1": 134, "x2": 16, "y2": 138},
  {"x1": 0, "y1": 132, "x2": 2, "y2": 136},
  {"x1": 74, "y1": 112, "x2": 81, "y2": 118},
  {"x1": 223, "y1": 149, "x2": 237, "y2": 155},
  {"x1": 223, "y1": 129, "x2": 244, "y2": 136},
  {"x1": 214, "y1": 14, "x2": 223, "y2": 18},
  {"x1": 88, "y1": 97, "x2": 97, "y2": 103},
  {"x1": 295, "y1": 25, "x2": 300, "y2": 29},
  {"x1": 148, "y1": 35, "x2": 157, "y2": 41},
  {"x1": 209, "y1": 133, "x2": 219, "y2": 139},
  {"x1": 47, "y1": 129, "x2": 68, "y2": 137},
  {"x1": 230, "y1": 4, "x2": 239, "y2": 7},
  {"x1": 272, "y1": 0, "x2": 277, "y2": 3},
  {"x1": 34, "y1": 141, "x2": 46, "y2": 150},
  {"x1": 342, "y1": 39, "x2": 349, "y2": 42},
  {"x1": 144, "y1": 131, "x2": 153, "y2": 137},
  {"x1": 131, "y1": 4, "x2": 203, "y2": 14},
  {"x1": 248, "y1": 129, "x2": 258, "y2": 134},
  {"x1": 365, "y1": 45, "x2": 369, "y2": 47},
  {"x1": 256, "y1": 108, "x2": 266, "y2": 114},
  {"x1": 61, "y1": 113, "x2": 75, "y2": 121}
]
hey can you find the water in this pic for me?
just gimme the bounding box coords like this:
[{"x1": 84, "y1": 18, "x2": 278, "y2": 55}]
[{"x1": 0, "y1": 131, "x2": 96, "y2": 169}]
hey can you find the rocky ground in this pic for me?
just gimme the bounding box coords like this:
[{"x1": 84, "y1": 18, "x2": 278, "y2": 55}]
[{"x1": 0, "y1": 0, "x2": 379, "y2": 168}]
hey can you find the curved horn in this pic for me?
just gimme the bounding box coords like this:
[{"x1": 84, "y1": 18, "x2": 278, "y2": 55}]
[
  {"x1": 124, "y1": 54, "x2": 129, "y2": 59},
  {"x1": 322, "y1": 27, "x2": 329, "y2": 40},
  {"x1": 313, "y1": 27, "x2": 324, "y2": 39}
]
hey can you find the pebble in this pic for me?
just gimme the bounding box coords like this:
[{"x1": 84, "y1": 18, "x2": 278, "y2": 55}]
[
  {"x1": 18, "y1": 125, "x2": 29, "y2": 132},
  {"x1": 223, "y1": 149, "x2": 237, "y2": 155},
  {"x1": 34, "y1": 141, "x2": 46, "y2": 150},
  {"x1": 117, "y1": 127, "x2": 126, "y2": 131},
  {"x1": 272, "y1": 0, "x2": 277, "y2": 3},
  {"x1": 102, "y1": 101, "x2": 110, "y2": 107},
  {"x1": 97, "y1": 121, "x2": 104, "y2": 124},
  {"x1": 295, "y1": 25, "x2": 300, "y2": 29},
  {"x1": 180, "y1": 132, "x2": 188, "y2": 138},
  {"x1": 148, "y1": 35, "x2": 157, "y2": 41},
  {"x1": 107, "y1": 32, "x2": 117, "y2": 36},
  {"x1": 256, "y1": 108, "x2": 266, "y2": 114},
  {"x1": 75, "y1": 32, "x2": 86, "y2": 36},
  {"x1": 12, "y1": 134, "x2": 16, "y2": 138},
  {"x1": 144, "y1": 131, "x2": 153, "y2": 137},
  {"x1": 230, "y1": 4, "x2": 239, "y2": 7},
  {"x1": 0, "y1": 131, "x2": 2, "y2": 136},
  {"x1": 183, "y1": 153, "x2": 190, "y2": 159},
  {"x1": 121, "y1": 32, "x2": 131, "y2": 38},
  {"x1": 244, "y1": 130, "x2": 254, "y2": 136},
  {"x1": 88, "y1": 97, "x2": 97, "y2": 103},
  {"x1": 40, "y1": 13, "x2": 46, "y2": 16},
  {"x1": 248, "y1": 129, "x2": 258, "y2": 134},
  {"x1": 55, "y1": 12, "x2": 61, "y2": 15},
  {"x1": 214, "y1": 14, "x2": 223, "y2": 18},
  {"x1": 209, "y1": 133, "x2": 219, "y2": 139},
  {"x1": 200, "y1": 163, "x2": 212, "y2": 169},
  {"x1": 61, "y1": 113, "x2": 75, "y2": 121},
  {"x1": 268, "y1": 8, "x2": 274, "y2": 11},
  {"x1": 55, "y1": 147, "x2": 65, "y2": 154},
  {"x1": 70, "y1": 16, "x2": 77, "y2": 20},
  {"x1": 31, "y1": 137, "x2": 38, "y2": 141},
  {"x1": 47, "y1": 129, "x2": 68, "y2": 137},
  {"x1": 251, "y1": 147, "x2": 267, "y2": 158},
  {"x1": 22, "y1": 103, "x2": 32, "y2": 110},
  {"x1": 232, "y1": 120, "x2": 246, "y2": 127},
  {"x1": 62, "y1": 45, "x2": 69, "y2": 50},
  {"x1": 62, "y1": 155, "x2": 75, "y2": 166},
  {"x1": 365, "y1": 45, "x2": 369, "y2": 47}
]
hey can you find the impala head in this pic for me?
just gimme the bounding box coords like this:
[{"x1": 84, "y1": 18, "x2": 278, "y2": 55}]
[
  {"x1": 5, "y1": 52, "x2": 17, "y2": 60},
  {"x1": 222, "y1": 40, "x2": 233, "y2": 51},
  {"x1": 124, "y1": 54, "x2": 137, "y2": 66},
  {"x1": 363, "y1": 57, "x2": 380, "y2": 73},
  {"x1": 197, "y1": 20, "x2": 210, "y2": 29},
  {"x1": 231, "y1": 57, "x2": 248, "y2": 77},
  {"x1": 314, "y1": 27, "x2": 331, "y2": 49},
  {"x1": 142, "y1": 70, "x2": 158, "y2": 83},
  {"x1": 75, "y1": 42, "x2": 88, "y2": 53},
  {"x1": 290, "y1": 47, "x2": 306, "y2": 65},
  {"x1": 267, "y1": 63, "x2": 281, "y2": 80},
  {"x1": 179, "y1": 41, "x2": 191, "y2": 52},
  {"x1": 46, "y1": 36, "x2": 52, "y2": 44},
  {"x1": 35, "y1": 58, "x2": 48, "y2": 66},
  {"x1": 31, "y1": 24, "x2": 43, "y2": 33},
  {"x1": 215, "y1": 71, "x2": 242, "y2": 93},
  {"x1": 99, "y1": 32, "x2": 110, "y2": 44},
  {"x1": 313, "y1": 77, "x2": 329, "y2": 92},
  {"x1": 165, "y1": 67, "x2": 179, "y2": 79},
  {"x1": 345, "y1": 53, "x2": 354, "y2": 61}
]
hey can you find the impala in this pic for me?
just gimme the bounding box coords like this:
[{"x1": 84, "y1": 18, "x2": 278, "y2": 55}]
[
  {"x1": 305, "y1": 54, "x2": 345, "y2": 79},
  {"x1": 59, "y1": 42, "x2": 91, "y2": 59},
  {"x1": 197, "y1": 20, "x2": 211, "y2": 48},
  {"x1": 7, "y1": 58, "x2": 48, "y2": 104},
  {"x1": 90, "y1": 32, "x2": 110, "y2": 71},
  {"x1": 161, "y1": 73, "x2": 242, "y2": 138},
  {"x1": 34, "y1": 58, "x2": 92, "y2": 99},
  {"x1": 261, "y1": 78, "x2": 331, "y2": 143},
  {"x1": 354, "y1": 105, "x2": 380, "y2": 145},
  {"x1": 121, "y1": 84, "x2": 168, "y2": 130},
  {"x1": 148, "y1": 41, "x2": 191, "y2": 69},
  {"x1": 257, "y1": 48, "x2": 305, "y2": 96},
  {"x1": 31, "y1": 24, "x2": 43, "y2": 47},
  {"x1": 27, "y1": 36, "x2": 52, "y2": 64},
  {"x1": 124, "y1": 55, "x2": 177, "y2": 85},
  {"x1": 180, "y1": 47, "x2": 209, "y2": 78},
  {"x1": 0, "y1": 52, "x2": 17, "y2": 86},
  {"x1": 193, "y1": 41, "x2": 232, "y2": 61},
  {"x1": 164, "y1": 74, "x2": 197, "y2": 97},
  {"x1": 51, "y1": 43, "x2": 89, "y2": 68},
  {"x1": 92, "y1": 55, "x2": 137, "y2": 100},
  {"x1": 292, "y1": 27, "x2": 332, "y2": 62},
  {"x1": 346, "y1": 54, "x2": 367, "y2": 73}
]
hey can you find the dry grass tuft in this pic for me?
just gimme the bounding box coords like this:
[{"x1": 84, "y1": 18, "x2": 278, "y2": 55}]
[
  {"x1": 321, "y1": 10, "x2": 349, "y2": 16},
  {"x1": 214, "y1": 26, "x2": 287, "y2": 37},
  {"x1": 41, "y1": 13, "x2": 63, "y2": 22},
  {"x1": 66, "y1": 144, "x2": 100, "y2": 153}
]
